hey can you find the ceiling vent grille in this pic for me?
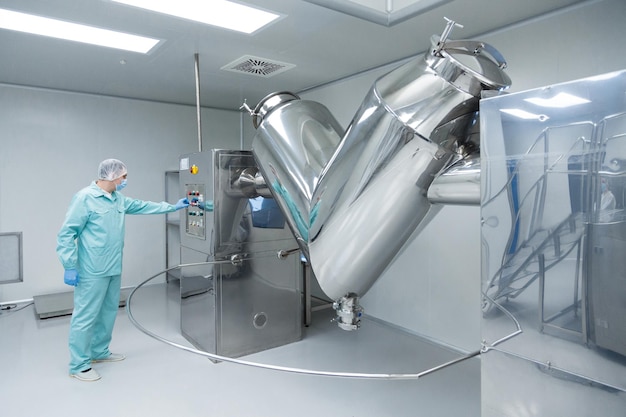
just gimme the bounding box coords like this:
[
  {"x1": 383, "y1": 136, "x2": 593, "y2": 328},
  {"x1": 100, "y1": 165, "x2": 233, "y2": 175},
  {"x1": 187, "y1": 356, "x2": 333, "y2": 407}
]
[{"x1": 221, "y1": 55, "x2": 295, "y2": 78}]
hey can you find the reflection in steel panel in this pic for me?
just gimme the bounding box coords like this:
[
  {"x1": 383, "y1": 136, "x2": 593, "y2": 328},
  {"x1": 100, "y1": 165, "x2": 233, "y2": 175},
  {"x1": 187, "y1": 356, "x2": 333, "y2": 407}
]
[{"x1": 480, "y1": 70, "x2": 626, "y2": 416}]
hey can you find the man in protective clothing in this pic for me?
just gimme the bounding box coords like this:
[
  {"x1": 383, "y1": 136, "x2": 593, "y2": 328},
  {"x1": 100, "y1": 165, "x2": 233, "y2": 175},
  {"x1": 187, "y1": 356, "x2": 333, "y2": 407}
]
[{"x1": 57, "y1": 158, "x2": 189, "y2": 382}]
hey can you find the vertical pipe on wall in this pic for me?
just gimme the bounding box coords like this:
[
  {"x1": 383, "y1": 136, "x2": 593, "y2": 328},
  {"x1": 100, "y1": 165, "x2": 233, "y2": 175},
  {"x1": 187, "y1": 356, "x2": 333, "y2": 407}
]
[{"x1": 194, "y1": 53, "x2": 203, "y2": 152}]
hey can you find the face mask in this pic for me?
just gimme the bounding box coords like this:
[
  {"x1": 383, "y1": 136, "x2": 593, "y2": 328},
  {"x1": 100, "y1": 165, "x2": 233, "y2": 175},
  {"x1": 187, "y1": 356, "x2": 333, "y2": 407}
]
[
  {"x1": 116, "y1": 179, "x2": 127, "y2": 191},
  {"x1": 601, "y1": 183, "x2": 607, "y2": 193}
]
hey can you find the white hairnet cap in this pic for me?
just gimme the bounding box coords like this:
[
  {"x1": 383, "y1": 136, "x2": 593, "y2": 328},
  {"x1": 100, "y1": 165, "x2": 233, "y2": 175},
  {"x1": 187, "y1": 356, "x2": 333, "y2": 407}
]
[{"x1": 98, "y1": 159, "x2": 127, "y2": 181}]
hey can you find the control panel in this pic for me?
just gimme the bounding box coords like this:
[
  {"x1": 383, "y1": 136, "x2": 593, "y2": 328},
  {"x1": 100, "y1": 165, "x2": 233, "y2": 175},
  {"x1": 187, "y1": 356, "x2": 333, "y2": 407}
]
[{"x1": 185, "y1": 183, "x2": 206, "y2": 238}]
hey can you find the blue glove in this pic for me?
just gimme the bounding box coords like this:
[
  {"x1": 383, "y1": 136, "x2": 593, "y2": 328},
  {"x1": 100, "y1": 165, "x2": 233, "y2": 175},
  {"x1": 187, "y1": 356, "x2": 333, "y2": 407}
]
[
  {"x1": 175, "y1": 197, "x2": 189, "y2": 210},
  {"x1": 197, "y1": 200, "x2": 214, "y2": 212},
  {"x1": 64, "y1": 269, "x2": 79, "y2": 286}
]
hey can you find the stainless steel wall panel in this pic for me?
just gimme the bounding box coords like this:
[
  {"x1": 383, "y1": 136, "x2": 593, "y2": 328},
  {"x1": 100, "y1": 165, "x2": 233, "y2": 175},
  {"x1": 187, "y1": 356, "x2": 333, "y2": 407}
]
[{"x1": 480, "y1": 70, "x2": 626, "y2": 415}]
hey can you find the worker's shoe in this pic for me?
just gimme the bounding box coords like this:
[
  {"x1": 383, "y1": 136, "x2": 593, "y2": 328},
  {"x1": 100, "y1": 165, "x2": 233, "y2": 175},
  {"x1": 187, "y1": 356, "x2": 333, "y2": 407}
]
[
  {"x1": 70, "y1": 368, "x2": 101, "y2": 382},
  {"x1": 92, "y1": 353, "x2": 126, "y2": 363}
]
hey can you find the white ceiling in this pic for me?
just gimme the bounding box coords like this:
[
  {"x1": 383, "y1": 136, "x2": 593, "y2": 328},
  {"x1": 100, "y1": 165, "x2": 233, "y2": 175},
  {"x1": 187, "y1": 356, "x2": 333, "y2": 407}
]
[{"x1": 0, "y1": 0, "x2": 585, "y2": 110}]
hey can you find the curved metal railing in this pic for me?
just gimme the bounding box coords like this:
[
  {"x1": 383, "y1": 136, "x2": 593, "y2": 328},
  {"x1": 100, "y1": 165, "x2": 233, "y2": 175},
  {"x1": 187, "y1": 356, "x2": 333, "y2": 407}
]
[{"x1": 126, "y1": 261, "x2": 480, "y2": 380}]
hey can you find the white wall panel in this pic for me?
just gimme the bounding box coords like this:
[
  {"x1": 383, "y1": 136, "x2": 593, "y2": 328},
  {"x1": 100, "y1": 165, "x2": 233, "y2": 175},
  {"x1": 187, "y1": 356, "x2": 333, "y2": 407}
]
[{"x1": 0, "y1": 86, "x2": 240, "y2": 301}]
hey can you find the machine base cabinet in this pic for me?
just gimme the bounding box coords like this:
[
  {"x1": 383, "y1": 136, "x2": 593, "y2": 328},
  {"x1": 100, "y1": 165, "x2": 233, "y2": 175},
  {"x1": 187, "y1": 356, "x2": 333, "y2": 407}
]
[{"x1": 179, "y1": 150, "x2": 302, "y2": 359}]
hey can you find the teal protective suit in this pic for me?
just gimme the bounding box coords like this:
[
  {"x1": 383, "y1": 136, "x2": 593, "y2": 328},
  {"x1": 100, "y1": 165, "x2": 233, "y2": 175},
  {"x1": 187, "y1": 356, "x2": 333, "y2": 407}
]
[{"x1": 57, "y1": 181, "x2": 176, "y2": 374}]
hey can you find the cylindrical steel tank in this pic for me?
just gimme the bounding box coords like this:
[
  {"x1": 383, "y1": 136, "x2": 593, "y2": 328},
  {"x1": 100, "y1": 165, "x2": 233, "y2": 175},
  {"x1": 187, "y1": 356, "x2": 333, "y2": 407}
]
[
  {"x1": 251, "y1": 91, "x2": 344, "y2": 260},
  {"x1": 251, "y1": 31, "x2": 511, "y2": 309}
]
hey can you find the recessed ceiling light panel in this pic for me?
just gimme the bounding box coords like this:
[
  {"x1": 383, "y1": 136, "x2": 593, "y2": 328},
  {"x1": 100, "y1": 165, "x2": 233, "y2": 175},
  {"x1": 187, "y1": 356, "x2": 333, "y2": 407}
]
[
  {"x1": 0, "y1": 8, "x2": 160, "y2": 53},
  {"x1": 111, "y1": 0, "x2": 281, "y2": 34},
  {"x1": 303, "y1": 0, "x2": 452, "y2": 26}
]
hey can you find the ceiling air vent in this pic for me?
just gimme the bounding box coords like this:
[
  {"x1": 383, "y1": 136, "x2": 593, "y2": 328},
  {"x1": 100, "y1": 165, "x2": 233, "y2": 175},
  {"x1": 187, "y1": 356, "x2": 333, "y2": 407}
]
[{"x1": 221, "y1": 55, "x2": 295, "y2": 78}]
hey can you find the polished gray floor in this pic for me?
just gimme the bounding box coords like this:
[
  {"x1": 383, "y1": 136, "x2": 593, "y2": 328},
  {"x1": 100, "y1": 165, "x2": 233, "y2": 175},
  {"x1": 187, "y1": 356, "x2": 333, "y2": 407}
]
[{"x1": 0, "y1": 282, "x2": 479, "y2": 416}]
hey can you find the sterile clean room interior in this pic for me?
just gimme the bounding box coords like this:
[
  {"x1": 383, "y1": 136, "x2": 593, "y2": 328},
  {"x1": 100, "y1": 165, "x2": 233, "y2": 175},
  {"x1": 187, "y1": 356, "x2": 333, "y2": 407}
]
[{"x1": 2, "y1": 0, "x2": 626, "y2": 416}]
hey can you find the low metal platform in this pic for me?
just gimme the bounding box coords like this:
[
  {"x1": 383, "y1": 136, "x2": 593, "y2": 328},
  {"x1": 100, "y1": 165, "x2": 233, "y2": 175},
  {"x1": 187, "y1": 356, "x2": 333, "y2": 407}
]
[{"x1": 33, "y1": 288, "x2": 131, "y2": 319}]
